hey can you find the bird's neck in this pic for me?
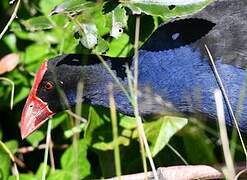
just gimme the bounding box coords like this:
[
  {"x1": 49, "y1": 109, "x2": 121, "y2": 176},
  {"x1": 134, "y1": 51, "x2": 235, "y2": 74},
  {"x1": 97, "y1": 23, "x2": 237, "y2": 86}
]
[{"x1": 60, "y1": 60, "x2": 133, "y2": 114}]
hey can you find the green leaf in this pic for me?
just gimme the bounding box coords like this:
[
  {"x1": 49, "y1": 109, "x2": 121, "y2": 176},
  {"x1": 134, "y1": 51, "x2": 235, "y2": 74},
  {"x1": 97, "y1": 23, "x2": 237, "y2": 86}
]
[
  {"x1": 78, "y1": 23, "x2": 98, "y2": 49},
  {"x1": 8, "y1": 174, "x2": 36, "y2": 180},
  {"x1": 106, "y1": 33, "x2": 133, "y2": 57},
  {"x1": 183, "y1": 124, "x2": 217, "y2": 164},
  {"x1": 13, "y1": 86, "x2": 30, "y2": 106},
  {"x1": 3, "y1": 34, "x2": 17, "y2": 52},
  {"x1": 36, "y1": 163, "x2": 51, "y2": 179},
  {"x1": 92, "y1": 37, "x2": 109, "y2": 54},
  {"x1": 24, "y1": 43, "x2": 50, "y2": 64},
  {"x1": 144, "y1": 116, "x2": 188, "y2": 157},
  {"x1": 47, "y1": 170, "x2": 72, "y2": 180},
  {"x1": 125, "y1": 0, "x2": 213, "y2": 19},
  {"x1": 39, "y1": 0, "x2": 64, "y2": 15},
  {"x1": 119, "y1": 115, "x2": 136, "y2": 130},
  {"x1": 50, "y1": 0, "x2": 94, "y2": 15},
  {"x1": 26, "y1": 130, "x2": 45, "y2": 147},
  {"x1": 51, "y1": 113, "x2": 68, "y2": 130},
  {"x1": 61, "y1": 139, "x2": 91, "y2": 179},
  {"x1": 0, "y1": 144, "x2": 11, "y2": 180},
  {"x1": 5, "y1": 140, "x2": 18, "y2": 154},
  {"x1": 21, "y1": 16, "x2": 54, "y2": 31},
  {"x1": 84, "y1": 106, "x2": 110, "y2": 145}
]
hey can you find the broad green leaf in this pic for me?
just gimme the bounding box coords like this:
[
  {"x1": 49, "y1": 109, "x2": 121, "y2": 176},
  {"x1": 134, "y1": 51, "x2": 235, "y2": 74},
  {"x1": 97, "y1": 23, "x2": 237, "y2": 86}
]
[
  {"x1": 5, "y1": 140, "x2": 18, "y2": 154},
  {"x1": 125, "y1": 0, "x2": 213, "y2": 19},
  {"x1": 8, "y1": 174, "x2": 36, "y2": 180},
  {"x1": 51, "y1": 113, "x2": 68, "y2": 130},
  {"x1": 84, "y1": 106, "x2": 110, "y2": 145},
  {"x1": 143, "y1": 116, "x2": 188, "y2": 157},
  {"x1": 21, "y1": 16, "x2": 54, "y2": 31},
  {"x1": 92, "y1": 37, "x2": 109, "y2": 54},
  {"x1": 119, "y1": 115, "x2": 136, "y2": 130},
  {"x1": 61, "y1": 139, "x2": 91, "y2": 179},
  {"x1": 0, "y1": 144, "x2": 11, "y2": 180},
  {"x1": 24, "y1": 43, "x2": 50, "y2": 64},
  {"x1": 39, "y1": 0, "x2": 64, "y2": 15},
  {"x1": 26, "y1": 130, "x2": 45, "y2": 147},
  {"x1": 3, "y1": 34, "x2": 17, "y2": 52},
  {"x1": 127, "y1": 0, "x2": 209, "y2": 5},
  {"x1": 109, "y1": 5, "x2": 128, "y2": 38},
  {"x1": 13, "y1": 86, "x2": 30, "y2": 105},
  {"x1": 47, "y1": 170, "x2": 72, "y2": 180},
  {"x1": 85, "y1": 107, "x2": 133, "y2": 150},
  {"x1": 183, "y1": 124, "x2": 217, "y2": 164},
  {"x1": 50, "y1": 0, "x2": 94, "y2": 15},
  {"x1": 106, "y1": 33, "x2": 133, "y2": 57}
]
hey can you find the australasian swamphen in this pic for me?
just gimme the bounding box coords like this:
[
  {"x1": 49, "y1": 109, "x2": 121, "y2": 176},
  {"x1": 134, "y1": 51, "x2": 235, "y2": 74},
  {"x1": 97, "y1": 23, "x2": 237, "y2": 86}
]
[{"x1": 21, "y1": 0, "x2": 247, "y2": 138}]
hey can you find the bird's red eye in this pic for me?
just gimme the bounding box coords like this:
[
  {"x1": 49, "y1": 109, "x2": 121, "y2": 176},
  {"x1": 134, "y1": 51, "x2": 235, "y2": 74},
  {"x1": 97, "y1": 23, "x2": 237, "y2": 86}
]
[{"x1": 44, "y1": 81, "x2": 53, "y2": 91}]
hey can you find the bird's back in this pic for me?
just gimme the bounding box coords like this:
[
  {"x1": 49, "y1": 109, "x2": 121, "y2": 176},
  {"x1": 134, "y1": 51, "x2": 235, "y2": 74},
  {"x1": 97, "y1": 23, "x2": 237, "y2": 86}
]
[{"x1": 137, "y1": 46, "x2": 247, "y2": 132}]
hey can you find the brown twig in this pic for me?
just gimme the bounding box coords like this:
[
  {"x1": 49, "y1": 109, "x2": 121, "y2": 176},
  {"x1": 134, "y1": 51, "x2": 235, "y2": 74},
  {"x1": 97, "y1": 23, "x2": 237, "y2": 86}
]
[{"x1": 17, "y1": 143, "x2": 68, "y2": 154}]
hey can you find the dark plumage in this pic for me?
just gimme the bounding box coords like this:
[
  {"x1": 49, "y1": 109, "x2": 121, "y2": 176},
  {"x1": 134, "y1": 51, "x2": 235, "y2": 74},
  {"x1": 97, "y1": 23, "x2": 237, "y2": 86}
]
[{"x1": 21, "y1": 0, "x2": 247, "y2": 138}]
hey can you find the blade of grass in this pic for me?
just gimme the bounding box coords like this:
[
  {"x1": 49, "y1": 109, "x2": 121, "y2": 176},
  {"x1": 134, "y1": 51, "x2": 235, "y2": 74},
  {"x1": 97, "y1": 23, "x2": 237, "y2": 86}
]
[
  {"x1": 109, "y1": 84, "x2": 122, "y2": 179},
  {"x1": 214, "y1": 89, "x2": 235, "y2": 179},
  {"x1": 205, "y1": 45, "x2": 247, "y2": 164}
]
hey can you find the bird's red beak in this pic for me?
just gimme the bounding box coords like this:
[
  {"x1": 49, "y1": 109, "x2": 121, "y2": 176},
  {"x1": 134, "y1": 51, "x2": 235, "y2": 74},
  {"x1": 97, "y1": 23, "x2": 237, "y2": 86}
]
[{"x1": 21, "y1": 61, "x2": 55, "y2": 139}]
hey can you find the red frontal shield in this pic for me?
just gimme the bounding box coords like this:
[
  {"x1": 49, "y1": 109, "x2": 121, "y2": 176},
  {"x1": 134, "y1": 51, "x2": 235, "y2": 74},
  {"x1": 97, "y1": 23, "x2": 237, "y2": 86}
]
[{"x1": 21, "y1": 61, "x2": 54, "y2": 139}]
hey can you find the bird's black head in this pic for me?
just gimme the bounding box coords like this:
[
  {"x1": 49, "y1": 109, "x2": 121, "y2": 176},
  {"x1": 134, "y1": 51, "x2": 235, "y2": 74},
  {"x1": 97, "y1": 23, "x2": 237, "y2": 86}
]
[{"x1": 21, "y1": 54, "x2": 91, "y2": 138}]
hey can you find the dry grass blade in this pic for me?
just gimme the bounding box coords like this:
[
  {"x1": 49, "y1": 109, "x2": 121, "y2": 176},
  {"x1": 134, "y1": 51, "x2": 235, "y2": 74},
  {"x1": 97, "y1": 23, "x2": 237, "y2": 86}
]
[
  {"x1": 42, "y1": 120, "x2": 52, "y2": 180},
  {"x1": 109, "y1": 85, "x2": 122, "y2": 179},
  {"x1": 214, "y1": 90, "x2": 235, "y2": 179},
  {"x1": 205, "y1": 44, "x2": 247, "y2": 163},
  {"x1": 131, "y1": 16, "x2": 158, "y2": 180}
]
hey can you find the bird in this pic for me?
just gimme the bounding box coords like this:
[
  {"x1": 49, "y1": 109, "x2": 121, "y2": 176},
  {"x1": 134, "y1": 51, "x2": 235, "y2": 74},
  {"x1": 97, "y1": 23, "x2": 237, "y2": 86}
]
[{"x1": 21, "y1": 0, "x2": 247, "y2": 138}]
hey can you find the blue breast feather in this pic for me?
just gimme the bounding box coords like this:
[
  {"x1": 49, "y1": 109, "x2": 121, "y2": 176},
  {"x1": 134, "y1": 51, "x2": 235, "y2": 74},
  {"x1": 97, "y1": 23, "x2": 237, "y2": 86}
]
[{"x1": 136, "y1": 46, "x2": 247, "y2": 132}]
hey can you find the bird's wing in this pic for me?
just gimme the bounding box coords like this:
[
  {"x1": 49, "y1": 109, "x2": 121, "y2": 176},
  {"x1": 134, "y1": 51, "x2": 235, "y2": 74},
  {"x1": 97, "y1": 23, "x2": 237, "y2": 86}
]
[
  {"x1": 190, "y1": 0, "x2": 247, "y2": 68},
  {"x1": 141, "y1": 0, "x2": 247, "y2": 68},
  {"x1": 140, "y1": 18, "x2": 215, "y2": 52}
]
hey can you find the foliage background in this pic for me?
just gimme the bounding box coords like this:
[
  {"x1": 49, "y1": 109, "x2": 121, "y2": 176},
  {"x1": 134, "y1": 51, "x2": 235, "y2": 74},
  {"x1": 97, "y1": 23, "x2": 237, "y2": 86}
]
[{"x1": 0, "y1": 0, "x2": 246, "y2": 179}]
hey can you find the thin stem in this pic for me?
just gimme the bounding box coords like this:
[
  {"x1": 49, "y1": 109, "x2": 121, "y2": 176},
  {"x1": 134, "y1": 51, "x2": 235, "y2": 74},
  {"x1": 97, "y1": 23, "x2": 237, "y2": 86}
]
[
  {"x1": 42, "y1": 120, "x2": 52, "y2": 180},
  {"x1": 0, "y1": 140, "x2": 19, "y2": 180},
  {"x1": 0, "y1": 0, "x2": 21, "y2": 40},
  {"x1": 109, "y1": 85, "x2": 122, "y2": 179},
  {"x1": 205, "y1": 45, "x2": 247, "y2": 164},
  {"x1": 0, "y1": 77, "x2": 15, "y2": 110},
  {"x1": 167, "y1": 144, "x2": 189, "y2": 165},
  {"x1": 49, "y1": 140, "x2": 55, "y2": 170},
  {"x1": 214, "y1": 90, "x2": 235, "y2": 179},
  {"x1": 66, "y1": 110, "x2": 87, "y2": 123}
]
